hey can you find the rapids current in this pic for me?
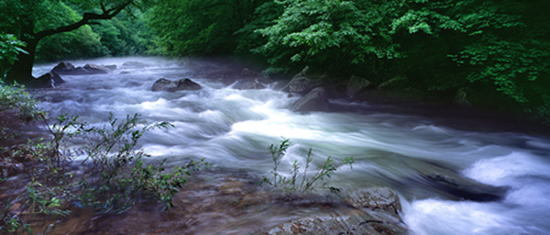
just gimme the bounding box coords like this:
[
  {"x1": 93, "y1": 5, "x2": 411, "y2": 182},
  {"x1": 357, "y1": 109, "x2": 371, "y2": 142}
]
[{"x1": 31, "y1": 57, "x2": 550, "y2": 235}]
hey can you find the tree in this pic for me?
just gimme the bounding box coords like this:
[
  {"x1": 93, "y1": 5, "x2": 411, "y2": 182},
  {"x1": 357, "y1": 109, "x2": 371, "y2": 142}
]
[
  {"x1": 148, "y1": 0, "x2": 270, "y2": 56},
  {"x1": 1, "y1": 0, "x2": 151, "y2": 84}
]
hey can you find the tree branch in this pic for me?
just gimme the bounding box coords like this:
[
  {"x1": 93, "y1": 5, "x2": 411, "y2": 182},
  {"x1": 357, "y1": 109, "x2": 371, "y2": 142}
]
[{"x1": 34, "y1": 1, "x2": 133, "y2": 40}]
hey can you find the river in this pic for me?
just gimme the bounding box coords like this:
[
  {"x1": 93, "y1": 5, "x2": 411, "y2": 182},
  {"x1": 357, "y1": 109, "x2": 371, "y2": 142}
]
[{"x1": 31, "y1": 57, "x2": 550, "y2": 234}]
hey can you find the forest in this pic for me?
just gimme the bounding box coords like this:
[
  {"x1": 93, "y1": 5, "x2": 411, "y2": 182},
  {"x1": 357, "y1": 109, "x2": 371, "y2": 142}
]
[
  {"x1": 1, "y1": 0, "x2": 549, "y2": 123},
  {"x1": 1, "y1": 0, "x2": 550, "y2": 234}
]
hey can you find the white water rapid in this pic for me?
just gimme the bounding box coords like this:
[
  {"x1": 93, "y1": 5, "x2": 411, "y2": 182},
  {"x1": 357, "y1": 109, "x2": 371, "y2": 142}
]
[{"x1": 32, "y1": 57, "x2": 550, "y2": 235}]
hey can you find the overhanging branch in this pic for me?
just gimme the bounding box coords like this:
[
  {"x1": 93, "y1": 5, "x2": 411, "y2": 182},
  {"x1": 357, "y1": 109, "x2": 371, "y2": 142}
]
[{"x1": 34, "y1": 1, "x2": 133, "y2": 40}]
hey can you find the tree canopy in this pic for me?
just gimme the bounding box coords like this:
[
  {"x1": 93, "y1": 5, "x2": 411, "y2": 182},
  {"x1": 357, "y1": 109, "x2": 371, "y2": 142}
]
[{"x1": 1, "y1": 0, "x2": 549, "y2": 123}]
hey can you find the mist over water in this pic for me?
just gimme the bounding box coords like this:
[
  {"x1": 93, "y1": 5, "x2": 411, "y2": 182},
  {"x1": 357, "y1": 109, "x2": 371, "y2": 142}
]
[{"x1": 33, "y1": 57, "x2": 550, "y2": 234}]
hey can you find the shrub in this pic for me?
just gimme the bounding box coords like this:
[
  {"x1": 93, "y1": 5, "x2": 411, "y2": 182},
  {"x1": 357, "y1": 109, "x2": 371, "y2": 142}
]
[{"x1": 263, "y1": 139, "x2": 354, "y2": 196}]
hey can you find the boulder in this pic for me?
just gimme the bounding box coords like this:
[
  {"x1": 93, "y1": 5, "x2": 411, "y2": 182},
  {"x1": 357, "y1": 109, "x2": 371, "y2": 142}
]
[
  {"x1": 260, "y1": 209, "x2": 406, "y2": 235},
  {"x1": 52, "y1": 62, "x2": 76, "y2": 73},
  {"x1": 26, "y1": 71, "x2": 65, "y2": 88},
  {"x1": 346, "y1": 187, "x2": 401, "y2": 217},
  {"x1": 282, "y1": 66, "x2": 323, "y2": 94},
  {"x1": 52, "y1": 62, "x2": 110, "y2": 75},
  {"x1": 370, "y1": 154, "x2": 508, "y2": 202},
  {"x1": 347, "y1": 75, "x2": 371, "y2": 98},
  {"x1": 377, "y1": 76, "x2": 409, "y2": 91},
  {"x1": 291, "y1": 87, "x2": 330, "y2": 112},
  {"x1": 171, "y1": 78, "x2": 202, "y2": 91},
  {"x1": 83, "y1": 64, "x2": 110, "y2": 74},
  {"x1": 151, "y1": 78, "x2": 173, "y2": 91},
  {"x1": 151, "y1": 78, "x2": 202, "y2": 92}
]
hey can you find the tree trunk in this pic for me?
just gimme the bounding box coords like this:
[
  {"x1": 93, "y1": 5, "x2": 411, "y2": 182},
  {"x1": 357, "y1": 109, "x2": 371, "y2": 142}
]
[{"x1": 5, "y1": 38, "x2": 38, "y2": 85}]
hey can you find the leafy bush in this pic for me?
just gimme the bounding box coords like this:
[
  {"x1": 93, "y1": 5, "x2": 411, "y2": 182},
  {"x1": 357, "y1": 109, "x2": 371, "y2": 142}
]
[
  {"x1": 1, "y1": 113, "x2": 208, "y2": 234},
  {"x1": 263, "y1": 139, "x2": 354, "y2": 196},
  {"x1": 0, "y1": 34, "x2": 26, "y2": 79},
  {"x1": 0, "y1": 82, "x2": 43, "y2": 143}
]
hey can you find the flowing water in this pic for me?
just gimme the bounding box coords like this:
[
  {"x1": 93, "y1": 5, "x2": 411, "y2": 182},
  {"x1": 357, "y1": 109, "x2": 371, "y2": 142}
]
[{"x1": 30, "y1": 57, "x2": 550, "y2": 234}]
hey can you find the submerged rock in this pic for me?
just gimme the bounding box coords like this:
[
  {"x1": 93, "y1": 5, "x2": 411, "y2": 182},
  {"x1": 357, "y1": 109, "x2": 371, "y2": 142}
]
[
  {"x1": 151, "y1": 78, "x2": 202, "y2": 92},
  {"x1": 291, "y1": 87, "x2": 330, "y2": 112}
]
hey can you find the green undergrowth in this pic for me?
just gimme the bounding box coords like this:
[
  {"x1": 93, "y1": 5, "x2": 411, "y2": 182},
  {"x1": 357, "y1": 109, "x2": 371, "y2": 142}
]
[
  {"x1": 262, "y1": 139, "x2": 354, "y2": 197},
  {"x1": 0, "y1": 83, "x2": 208, "y2": 234}
]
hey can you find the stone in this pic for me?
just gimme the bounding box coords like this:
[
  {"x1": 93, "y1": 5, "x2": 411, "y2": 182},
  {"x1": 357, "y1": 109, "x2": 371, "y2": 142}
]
[
  {"x1": 52, "y1": 62, "x2": 76, "y2": 73},
  {"x1": 346, "y1": 187, "x2": 401, "y2": 217},
  {"x1": 151, "y1": 78, "x2": 174, "y2": 91},
  {"x1": 291, "y1": 87, "x2": 330, "y2": 112},
  {"x1": 347, "y1": 75, "x2": 371, "y2": 98},
  {"x1": 259, "y1": 209, "x2": 407, "y2": 235},
  {"x1": 52, "y1": 62, "x2": 110, "y2": 75},
  {"x1": 83, "y1": 64, "x2": 110, "y2": 74},
  {"x1": 26, "y1": 71, "x2": 65, "y2": 88},
  {"x1": 151, "y1": 78, "x2": 202, "y2": 92},
  {"x1": 377, "y1": 76, "x2": 409, "y2": 91},
  {"x1": 282, "y1": 66, "x2": 323, "y2": 94},
  {"x1": 171, "y1": 78, "x2": 202, "y2": 91}
]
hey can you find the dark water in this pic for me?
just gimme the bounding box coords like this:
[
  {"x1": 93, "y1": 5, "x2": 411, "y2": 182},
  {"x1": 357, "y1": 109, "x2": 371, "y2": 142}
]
[{"x1": 31, "y1": 57, "x2": 550, "y2": 235}]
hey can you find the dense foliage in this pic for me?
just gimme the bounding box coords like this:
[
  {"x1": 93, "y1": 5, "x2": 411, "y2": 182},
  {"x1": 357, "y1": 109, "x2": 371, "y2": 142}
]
[
  {"x1": 1, "y1": 0, "x2": 548, "y2": 122},
  {"x1": 250, "y1": 0, "x2": 549, "y2": 122}
]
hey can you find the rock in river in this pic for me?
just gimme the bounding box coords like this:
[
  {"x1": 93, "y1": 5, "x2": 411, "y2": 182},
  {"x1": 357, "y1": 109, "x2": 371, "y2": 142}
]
[{"x1": 151, "y1": 78, "x2": 202, "y2": 92}]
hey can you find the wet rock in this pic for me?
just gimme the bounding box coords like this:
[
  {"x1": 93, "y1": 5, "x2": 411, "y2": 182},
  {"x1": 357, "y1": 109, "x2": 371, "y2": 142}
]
[
  {"x1": 291, "y1": 87, "x2": 330, "y2": 112},
  {"x1": 259, "y1": 209, "x2": 407, "y2": 235},
  {"x1": 52, "y1": 62, "x2": 110, "y2": 75},
  {"x1": 151, "y1": 78, "x2": 172, "y2": 91},
  {"x1": 282, "y1": 66, "x2": 323, "y2": 94},
  {"x1": 218, "y1": 179, "x2": 245, "y2": 195},
  {"x1": 26, "y1": 71, "x2": 65, "y2": 88},
  {"x1": 347, "y1": 75, "x2": 371, "y2": 98},
  {"x1": 346, "y1": 187, "x2": 401, "y2": 217},
  {"x1": 172, "y1": 78, "x2": 202, "y2": 91},
  {"x1": 424, "y1": 171, "x2": 505, "y2": 202},
  {"x1": 52, "y1": 62, "x2": 76, "y2": 73},
  {"x1": 377, "y1": 76, "x2": 409, "y2": 91},
  {"x1": 369, "y1": 153, "x2": 508, "y2": 202},
  {"x1": 82, "y1": 64, "x2": 110, "y2": 74},
  {"x1": 151, "y1": 78, "x2": 202, "y2": 92}
]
